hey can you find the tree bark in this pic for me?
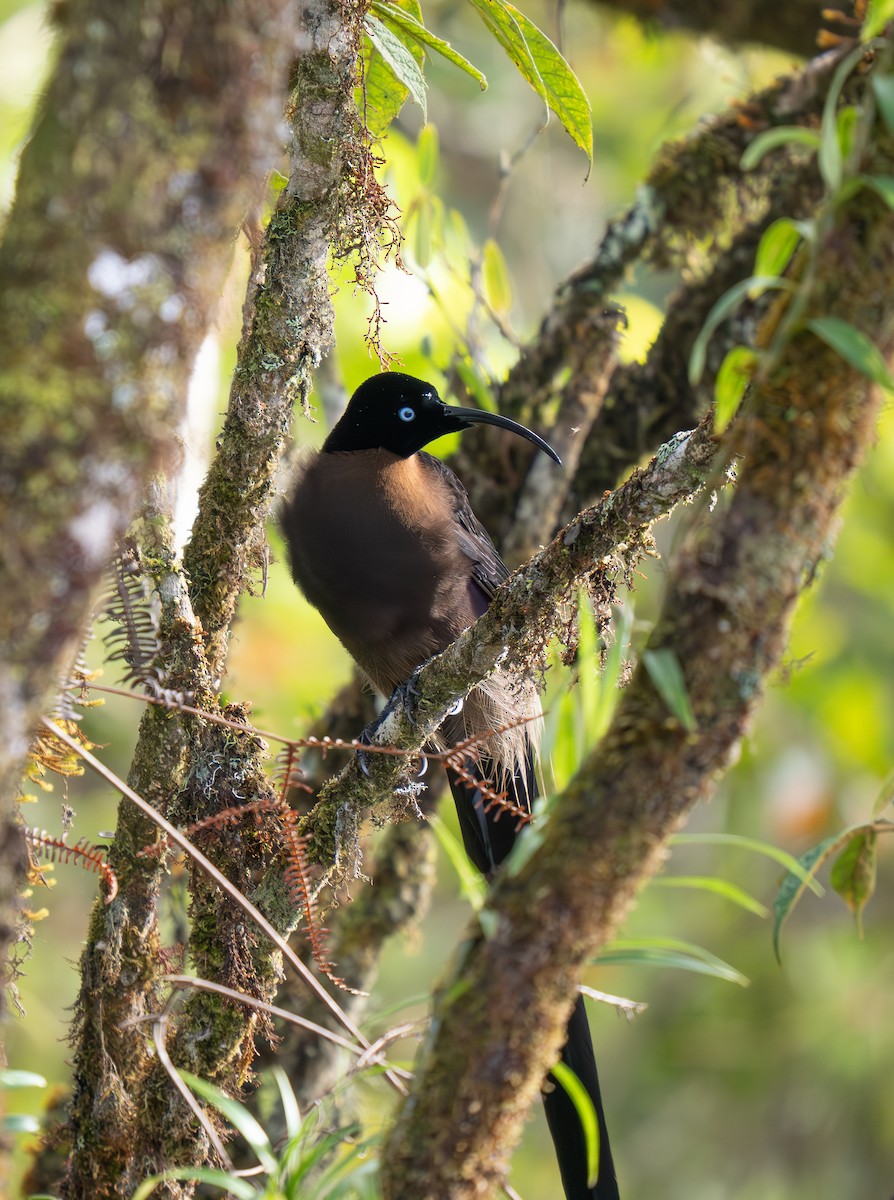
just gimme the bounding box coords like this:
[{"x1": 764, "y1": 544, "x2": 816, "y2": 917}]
[
  {"x1": 0, "y1": 0, "x2": 298, "y2": 1016},
  {"x1": 378, "y1": 124, "x2": 894, "y2": 1199}
]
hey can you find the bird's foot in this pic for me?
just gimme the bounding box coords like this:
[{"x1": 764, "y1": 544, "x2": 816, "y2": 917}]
[
  {"x1": 355, "y1": 682, "x2": 429, "y2": 780},
  {"x1": 354, "y1": 727, "x2": 375, "y2": 778}
]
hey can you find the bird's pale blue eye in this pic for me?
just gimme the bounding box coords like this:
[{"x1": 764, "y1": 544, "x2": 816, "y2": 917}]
[{"x1": 398, "y1": 406, "x2": 416, "y2": 422}]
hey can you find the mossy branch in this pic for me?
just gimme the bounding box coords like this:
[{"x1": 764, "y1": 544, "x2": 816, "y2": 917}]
[{"x1": 380, "y1": 133, "x2": 894, "y2": 1200}]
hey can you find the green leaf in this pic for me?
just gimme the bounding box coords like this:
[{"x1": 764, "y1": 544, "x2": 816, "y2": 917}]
[
  {"x1": 452, "y1": 358, "x2": 498, "y2": 411},
  {"x1": 4, "y1": 1113, "x2": 40, "y2": 1133},
  {"x1": 131, "y1": 1167, "x2": 258, "y2": 1200},
  {"x1": 830, "y1": 827, "x2": 877, "y2": 935},
  {"x1": 740, "y1": 126, "x2": 821, "y2": 171},
  {"x1": 862, "y1": 0, "x2": 894, "y2": 40},
  {"x1": 361, "y1": 0, "x2": 426, "y2": 137},
  {"x1": 807, "y1": 316, "x2": 894, "y2": 390},
  {"x1": 641, "y1": 648, "x2": 696, "y2": 731},
  {"x1": 416, "y1": 123, "x2": 440, "y2": 187},
  {"x1": 835, "y1": 105, "x2": 860, "y2": 165},
  {"x1": 872, "y1": 70, "x2": 894, "y2": 134},
  {"x1": 550, "y1": 1062, "x2": 600, "y2": 1187},
  {"x1": 714, "y1": 345, "x2": 757, "y2": 432},
  {"x1": 411, "y1": 194, "x2": 434, "y2": 267},
  {"x1": 465, "y1": 0, "x2": 592, "y2": 161},
  {"x1": 481, "y1": 238, "x2": 513, "y2": 314},
  {"x1": 1, "y1": 1069, "x2": 47, "y2": 1089},
  {"x1": 179, "y1": 1070, "x2": 278, "y2": 1174},
  {"x1": 853, "y1": 172, "x2": 894, "y2": 208},
  {"x1": 871, "y1": 770, "x2": 894, "y2": 817},
  {"x1": 688, "y1": 275, "x2": 795, "y2": 385},
  {"x1": 754, "y1": 218, "x2": 803, "y2": 281},
  {"x1": 366, "y1": 14, "x2": 427, "y2": 124},
  {"x1": 773, "y1": 832, "x2": 851, "y2": 962},
  {"x1": 270, "y1": 1065, "x2": 302, "y2": 1142},
  {"x1": 818, "y1": 43, "x2": 869, "y2": 192},
  {"x1": 598, "y1": 937, "x2": 749, "y2": 986},
  {"x1": 653, "y1": 874, "x2": 769, "y2": 917},
  {"x1": 430, "y1": 814, "x2": 487, "y2": 910},
  {"x1": 672, "y1": 831, "x2": 826, "y2": 893},
  {"x1": 371, "y1": 1, "x2": 487, "y2": 90}
]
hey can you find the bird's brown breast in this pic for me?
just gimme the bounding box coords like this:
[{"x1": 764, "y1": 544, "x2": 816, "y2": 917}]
[{"x1": 283, "y1": 450, "x2": 482, "y2": 694}]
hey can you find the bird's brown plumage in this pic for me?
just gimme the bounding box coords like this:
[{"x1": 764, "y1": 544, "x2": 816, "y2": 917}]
[{"x1": 284, "y1": 445, "x2": 541, "y2": 794}]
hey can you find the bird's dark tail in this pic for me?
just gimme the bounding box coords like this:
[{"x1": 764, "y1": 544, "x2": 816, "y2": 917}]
[
  {"x1": 445, "y1": 747, "x2": 619, "y2": 1200},
  {"x1": 543, "y1": 993, "x2": 619, "y2": 1200}
]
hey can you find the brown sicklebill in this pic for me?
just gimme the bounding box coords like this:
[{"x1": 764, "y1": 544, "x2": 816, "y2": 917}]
[{"x1": 282, "y1": 371, "x2": 619, "y2": 1200}]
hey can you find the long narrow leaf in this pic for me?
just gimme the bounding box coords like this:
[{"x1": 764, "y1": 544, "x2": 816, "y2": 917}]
[
  {"x1": 131, "y1": 1167, "x2": 258, "y2": 1200},
  {"x1": 688, "y1": 275, "x2": 795, "y2": 385},
  {"x1": 642, "y1": 648, "x2": 697, "y2": 731},
  {"x1": 430, "y1": 814, "x2": 487, "y2": 910},
  {"x1": 653, "y1": 874, "x2": 769, "y2": 917},
  {"x1": 599, "y1": 938, "x2": 749, "y2": 985},
  {"x1": 807, "y1": 316, "x2": 894, "y2": 390},
  {"x1": 179, "y1": 1069, "x2": 278, "y2": 1175},
  {"x1": 550, "y1": 1061, "x2": 600, "y2": 1186},
  {"x1": 672, "y1": 831, "x2": 825, "y2": 895}
]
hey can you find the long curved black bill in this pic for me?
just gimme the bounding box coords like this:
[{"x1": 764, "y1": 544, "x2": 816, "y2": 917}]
[{"x1": 447, "y1": 404, "x2": 562, "y2": 465}]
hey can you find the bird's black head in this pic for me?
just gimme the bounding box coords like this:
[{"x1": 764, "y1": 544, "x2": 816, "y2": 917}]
[{"x1": 322, "y1": 371, "x2": 560, "y2": 463}]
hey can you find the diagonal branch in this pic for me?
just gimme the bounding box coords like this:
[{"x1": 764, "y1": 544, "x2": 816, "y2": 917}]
[
  {"x1": 378, "y1": 134, "x2": 894, "y2": 1200},
  {"x1": 303, "y1": 413, "x2": 722, "y2": 867}
]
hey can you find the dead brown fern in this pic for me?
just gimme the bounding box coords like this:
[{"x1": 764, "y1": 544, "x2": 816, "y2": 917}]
[{"x1": 24, "y1": 827, "x2": 118, "y2": 902}]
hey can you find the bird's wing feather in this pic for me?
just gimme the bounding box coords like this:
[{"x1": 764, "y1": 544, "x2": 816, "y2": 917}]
[{"x1": 419, "y1": 452, "x2": 509, "y2": 600}]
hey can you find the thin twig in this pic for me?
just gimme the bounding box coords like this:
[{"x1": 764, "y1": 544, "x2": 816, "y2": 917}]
[
  {"x1": 40, "y1": 716, "x2": 407, "y2": 1098},
  {"x1": 152, "y1": 1009, "x2": 234, "y2": 1169}
]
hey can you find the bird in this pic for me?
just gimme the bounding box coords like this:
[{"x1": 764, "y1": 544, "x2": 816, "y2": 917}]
[{"x1": 281, "y1": 370, "x2": 619, "y2": 1200}]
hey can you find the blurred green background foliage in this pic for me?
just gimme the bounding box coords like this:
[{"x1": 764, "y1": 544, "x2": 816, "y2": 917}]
[{"x1": 5, "y1": 1, "x2": 893, "y2": 1196}]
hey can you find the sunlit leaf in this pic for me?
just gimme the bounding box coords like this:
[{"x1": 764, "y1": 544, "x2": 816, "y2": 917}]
[
  {"x1": 371, "y1": 1, "x2": 487, "y2": 90},
  {"x1": 653, "y1": 874, "x2": 769, "y2": 917},
  {"x1": 551, "y1": 1061, "x2": 600, "y2": 1186},
  {"x1": 412, "y1": 195, "x2": 434, "y2": 267},
  {"x1": 714, "y1": 345, "x2": 757, "y2": 433},
  {"x1": 366, "y1": 14, "x2": 427, "y2": 125},
  {"x1": 819, "y1": 43, "x2": 868, "y2": 192},
  {"x1": 754, "y1": 218, "x2": 803, "y2": 281},
  {"x1": 672, "y1": 832, "x2": 825, "y2": 893},
  {"x1": 3, "y1": 1113, "x2": 40, "y2": 1133},
  {"x1": 416, "y1": 123, "x2": 440, "y2": 187},
  {"x1": 830, "y1": 827, "x2": 877, "y2": 935},
  {"x1": 362, "y1": 1, "x2": 426, "y2": 137},
  {"x1": 453, "y1": 358, "x2": 498, "y2": 411},
  {"x1": 180, "y1": 1069, "x2": 278, "y2": 1174},
  {"x1": 465, "y1": 0, "x2": 592, "y2": 161},
  {"x1": 642, "y1": 648, "x2": 696, "y2": 731},
  {"x1": 481, "y1": 238, "x2": 513, "y2": 314},
  {"x1": 1, "y1": 1069, "x2": 47, "y2": 1088},
  {"x1": 430, "y1": 814, "x2": 487, "y2": 910},
  {"x1": 836, "y1": 105, "x2": 860, "y2": 165},
  {"x1": 131, "y1": 1167, "x2": 258, "y2": 1200},
  {"x1": 807, "y1": 316, "x2": 894, "y2": 390},
  {"x1": 271, "y1": 1065, "x2": 302, "y2": 1142},
  {"x1": 862, "y1": 0, "x2": 894, "y2": 39}
]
